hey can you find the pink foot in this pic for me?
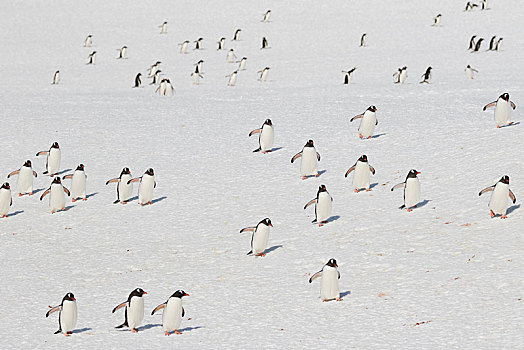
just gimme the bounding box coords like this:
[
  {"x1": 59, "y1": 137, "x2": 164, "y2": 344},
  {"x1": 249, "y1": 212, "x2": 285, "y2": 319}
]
[{"x1": 354, "y1": 189, "x2": 359, "y2": 193}]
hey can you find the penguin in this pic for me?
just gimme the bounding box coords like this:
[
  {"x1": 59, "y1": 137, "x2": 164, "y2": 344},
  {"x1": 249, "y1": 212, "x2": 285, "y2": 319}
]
[
  {"x1": 87, "y1": 51, "x2": 96, "y2": 65},
  {"x1": 8, "y1": 160, "x2": 38, "y2": 196},
  {"x1": 226, "y1": 49, "x2": 237, "y2": 63},
  {"x1": 432, "y1": 14, "x2": 442, "y2": 26},
  {"x1": 291, "y1": 140, "x2": 321, "y2": 179},
  {"x1": 345, "y1": 155, "x2": 376, "y2": 192},
  {"x1": 391, "y1": 169, "x2": 421, "y2": 211},
  {"x1": 232, "y1": 29, "x2": 242, "y2": 41},
  {"x1": 342, "y1": 67, "x2": 356, "y2": 84},
  {"x1": 226, "y1": 70, "x2": 238, "y2": 86},
  {"x1": 262, "y1": 10, "x2": 271, "y2": 22},
  {"x1": 179, "y1": 40, "x2": 190, "y2": 54},
  {"x1": 257, "y1": 67, "x2": 270, "y2": 82},
  {"x1": 46, "y1": 292, "x2": 77, "y2": 336},
  {"x1": 479, "y1": 175, "x2": 516, "y2": 219},
  {"x1": 495, "y1": 38, "x2": 503, "y2": 51},
  {"x1": 52, "y1": 70, "x2": 60, "y2": 85},
  {"x1": 117, "y1": 45, "x2": 127, "y2": 59},
  {"x1": 159, "y1": 21, "x2": 168, "y2": 34},
  {"x1": 195, "y1": 60, "x2": 204, "y2": 73},
  {"x1": 151, "y1": 290, "x2": 189, "y2": 336},
  {"x1": 106, "y1": 167, "x2": 133, "y2": 204},
  {"x1": 468, "y1": 35, "x2": 477, "y2": 50},
  {"x1": 240, "y1": 218, "x2": 273, "y2": 256},
  {"x1": 84, "y1": 35, "x2": 92, "y2": 47},
  {"x1": 40, "y1": 177, "x2": 70, "y2": 214},
  {"x1": 62, "y1": 164, "x2": 87, "y2": 202},
  {"x1": 217, "y1": 37, "x2": 226, "y2": 50},
  {"x1": 420, "y1": 66, "x2": 432, "y2": 84},
  {"x1": 481, "y1": 0, "x2": 487, "y2": 10},
  {"x1": 465, "y1": 2, "x2": 478, "y2": 11},
  {"x1": 194, "y1": 37, "x2": 203, "y2": 50},
  {"x1": 128, "y1": 168, "x2": 156, "y2": 205},
  {"x1": 237, "y1": 57, "x2": 247, "y2": 71},
  {"x1": 191, "y1": 71, "x2": 204, "y2": 85},
  {"x1": 261, "y1": 37, "x2": 269, "y2": 49},
  {"x1": 36, "y1": 142, "x2": 61, "y2": 176},
  {"x1": 0, "y1": 182, "x2": 12, "y2": 218},
  {"x1": 150, "y1": 70, "x2": 162, "y2": 85},
  {"x1": 465, "y1": 65, "x2": 478, "y2": 79},
  {"x1": 249, "y1": 119, "x2": 274, "y2": 153},
  {"x1": 148, "y1": 61, "x2": 161, "y2": 77},
  {"x1": 483, "y1": 93, "x2": 516, "y2": 128},
  {"x1": 488, "y1": 36, "x2": 497, "y2": 50},
  {"x1": 360, "y1": 33, "x2": 366, "y2": 47},
  {"x1": 473, "y1": 38, "x2": 484, "y2": 52},
  {"x1": 304, "y1": 185, "x2": 333, "y2": 227},
  {"x1": 350, "y1": 105, "x2": 378, "y2": 139},
  {"x1": 163, "y1": 79, "x2": 175, "y2": 96},
  {"x1": 112, "y1": 288, "x2": 147, "y2": 333},
  {"x1": 309, "y1": 259, "x2": 341, "y2": 302},
  {"x1": 393, "y1": 66, "x2": 407, "y2": 83},
  {"x1": 133, "y1": 73, "x2": 142, "y2": 88}
]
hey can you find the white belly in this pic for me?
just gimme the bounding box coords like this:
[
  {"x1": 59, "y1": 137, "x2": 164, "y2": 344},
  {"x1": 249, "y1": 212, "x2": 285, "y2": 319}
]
[
  {"x1": 239, "y1": 60, "x2": 246, "y2": 70},
  {"x1": 494, "y1": 100, "x2": 511, "y2": 125},
  {"x1": 157, "y1": 82, "x2": 166, "y2": 95},
  {"x1": 119, "y1": 174, "x2": 133, "y2": 202},
  {"x1": 353, "y1": 162, "x2": 370, "y2": 189},
  {"x1": 0, "y1": 189, "x2": 11, "y2": 216},
  {"x1": 127, "y1": 297, "x2": 144, "y2": 329},
  {"x1": 227, "y1": 52, "x2": 235, "y2": 62},
  {"x1": 399, "y1": 71, "x2": 407, "y2": 83},
  {"x1": 138, "y1": 175, "x2": 155, "y2": 204},
  {"x1": 163, "y1": 298, "x2": 183, "y2": 331},
  {"x1": 70, "y1": 171, "x2": 86, "y2": 199},
  {"x1": 260, "y1": 125, "x2": 274, "y2": 151},
  {"x1": 260, "y1": 70, "x2": 269, "y2": 81},
  {"x1": 228, "y1": 74, "x2": 237, "y2": 86},
  {"x1": 404, "y1": 178, "x2": 421, "y2": 208},
  {"x1": 53, "y1": 72, "x2": 60, "y2": 84},
  {"x1": 180, "y1": 42, "x2": 188, "y2": 54},
  {"x1": 359, "y1": 111, "x2": 376, "y2": 138},
  {"x1": 301, "y1": 147, "x2": 318, "y2": 176},
  {"x1": 165, "y1": 84, "x2": 174, "y2": 97},
  {"x1": 17, "y1": 166, "x2": 34, "y2": 194},
  {"x1": 192, "y1": 73, "x2": 200, "y2": 85},
  {"x1": 252, "y1": 225, "x2": 270, "y2": 254},
  {"x1": 49, "y1": 184, "x2": 65, "y2": 211},
  {"x1": 121, "y1": 47, "x2": 127, "y2": 58},
  {"x1": 465, "y1": 68, "x2": 473, "y2": 79},
  {"x1": 60, "y1": 300, "x2": 77, "y2": 333},
  {"x1": 47, "y1": 149, "x2": 61, "y2": 175},
  {"x1": 320, "y1": 266, "x2": 339, "y2": 300},
  {"x1": 489, "y1": 183, "x2": 509, "y2": 214},
  {"x1": 316, "y1": 192, "x2": 332, "y2": 222}
]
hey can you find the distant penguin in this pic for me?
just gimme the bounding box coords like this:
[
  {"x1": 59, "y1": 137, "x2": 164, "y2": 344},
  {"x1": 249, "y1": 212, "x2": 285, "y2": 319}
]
[
  {"x1": 46, "y1": 292, "x2": 77, "y2": 336},
  {"x1": 7, "y1": 160, "x2": 37, "y2": 196},
  {"x1": 40, "y1": 177, "x2": 70, "y2": 214},
  {"x1": 151, "y1": 290, "x2": 189, "y2": 336},
  {"x1": 128, "y1": 168, "x2": 156, "y2": 205},
  {"x1": 156, "y1": 78, "x2": 167, "y2": 95},
  {"x1": 342, "y1": 67, "x2": 356, "y2": 84},
  {"x1": 473, "y1": 38, "x2": 484, "y2": 52},
  {"x1": 479, "y1": 175, "x2": 516, "y2": 219},
  {"x1": 0, "y1": 183, "x2": 12, "y2": 218},
  {"x1": 465, "y1": 65, "x2": 478, "y2": 79},
  {"x1": 195, "y1": 60, "x2": 204, "y2": 73},
  {"x1": 391, "y1": 169, "x2": 421, "y2": 211},
  {"x1": 164, "y1": 79, "x2": 174, "y2": 96},
  {"x1": 106, "y1": 167, "x2": 133, "y2": 204},
  {"x1": 420, "y1": 66, "x2": 432, "y2": 83},
  {"x1": 117, "y1": 45, "x2": 127, "y2": 59},
  {"x1": 483, "y1": 92, "x2": 516, "y2": 128},
  {"x1": 238, "y1": 57, "x2": 247, "y2": 70},
  {"x1": 249, "y1": 119, "x2": 274, "y2": 153},
  {"x1": 304, "y1": 185, "x2": 333, "y2": 226},
  {"x1": 194, "y1": 37, "x2": 203, "y2": 50},
  {"x1": 151, "y1": 70, "x2": 162, "y2": 85},
  {"x1": 232, "y1": 29, "x2": 242, "y2": 41},
  {"x1": 84, "y1": 35, "x2": 92, "y2": 47},
  {"x1": 495, "y1": 38, "x2": 503, "y2": 51},
  {"x1": 432, "y1": 14, "x2": 442, "y2": 26},
  {"x1": 261, "y1": 37, "x2": 269, "y2": 49},
  {"x1": 159, "y1": 21, "x2": 168, "y2": 34},
  {"x1": 217, "y1": 37, "x2": 226, "y2": 50},
  {"x1": 112, "y1": 288, "x2": 147, "y2": 333},
  {"x1": 262, "y1": 10, "x2": 271, "y2": 22},
  {"x1": 226, "y1": 70, "x2": 238, "y2": 86},
  {"x1": 240, "y1": 218, "x2": 273, "y2": 256},
  {"x1": 87, "y1": 51, "x2": 96, "y2": 64},
  {"x1": 350, "y1": 105, "x2": 378, "y2": 139},
  {"x1": 291, "y1": 140, "x2": 321, "y2": 179},
  {"x1": 488, "y1": 36, "x2": 497, "y2": 50},
  {"x1": 36, "y1": 142, "x2": 61, "y2": 176},
  {"x1": 481, "y1": 0, "x2": 487, "y2": 10},
  {"x1": 191, "y1": 71, "x2": 204, "y2": 85},
  {"x1": 345, "y1": 155, "x2": 376, "y2": 192},
  {"x1": 179, "y1": 40, "x2": 190, "y2": 54},
  {"x1": 468, "y1": 35, "x2": 477, "y2": 50},
  {"x1": 148, "y1": 61, "x2": 161, "y2": 77},
  {"x1": 393, "y1": 66, "x2": 407, "y2": 83},
  {"x1": 62, "y1": 164, "x2": 87, "y2": 202},
  {"x1": 52, "y1": 70, "x2": 60, "y2": 85},
  {"x1": 226, "y1": 49, "x2": 237, "y2": 63},
  {"x1": 309, "y1": 258, "x2": 341, "y2": 301},
  {"x1": 360, "y1": 33, "x2": 366, "y2": 47},
  {"x1": 133, "y1": 73, "x2": 142, "y2": 88},
  {"x1": 465, "y1": 2, "x2": 478, "y2": 11},
  {"x1": 257, "y1": 67, "x2": 270, "y2": 82}
]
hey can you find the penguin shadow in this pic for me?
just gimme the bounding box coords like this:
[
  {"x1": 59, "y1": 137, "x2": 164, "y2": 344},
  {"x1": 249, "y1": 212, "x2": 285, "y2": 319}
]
[
  {"x1": 6, "y1": 210, "x2": 24, "y2": 217},
  {"x1": 264, "y1": 245, "x2": 283, "y2": 255},
  {"x1": 268, "y1": 147, "x2": 283, "y2": 153},
  {"x1": 86, "y1": 192, "x2": 99, "y2": 199},
  {"x1": 62, "y1": 205, "x2": 75, "y2": 212},
  {"x1": 371, "y1": 133, "x2": 386, "y2": 139},
  {"x1": 326, "y1": 215, "x2": 340, "y2": 223},
  {"x1": 499, "y1": 122, "x2": 520, "y2": 128},
  {"x1": 303, "y1": 170, "x2": 327, "y2": 180},
  {"x1": 72, "y1": 327, "x2": 92, "y2": 334},
  {"x1": 340, "y1": 291, "x2": 351, "y2": 298},
  {"x1": 127, "y1": 195, "x2": 139, "y2": 203},
  {"x1": 178, "y1": 326, "x2": 204, "y2": 333},
  {"x1": 506, "y1": 204, "x2": 520, "y2": 215},
  {"x1": 415, "y1": 199, "x2": 431, "y2": 209},
  {"x1": 32, "y1": 188, "x2": 44, "y2": 195},
  {"x1": 370, "y1": 183, "x2": 379, "y2": 190},
  {"x1": 56, "y1": 169, "x2": 72, "y2": 176},
  {"x1": 151, "y1": 196, "x2": 167, "y2": 205},
  {"x1": 137, "y1": 323, "x2": 162, "y2": 331}
]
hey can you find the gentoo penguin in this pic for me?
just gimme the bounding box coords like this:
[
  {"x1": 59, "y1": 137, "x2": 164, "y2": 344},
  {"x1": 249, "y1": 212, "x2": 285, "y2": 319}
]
[
  {"x1": 257, "y1": 67, "x2": 270, "y2": 82},
  {"x1": 240, "y1": 218, "x2": 273, "y2": 256},
  {"x1": 106, "y1": 167, "x2": 133, "y2": 204},
  {"x1": 261, "y1": 37, "x2": 269, "y2": 49},
  {"x1": 112, "y1": 288, "x2": 147, "y2": 333},
  {"x1": 420, "y1": 66, "x2": 432, "y2": 83},
  {"x1": 473, "y1": 38, "x2": 484, "y2": 52},
  {"x1": 8, "y1": 160, "x2": 38, "y2": 196},
  {"x1": 128, "y1": 168, "x2": 156, "y2": 205},
  {"x1": 249, "y1": 119, "x2": 274, "y2": 153},
  {"x1": 232, "y1": 29, "x2": 242, "y2": 41},
  {"x1": 360, "y1": 33, "x2": 366, "y2": 47},
  {"x1": 304, "y1": 185, "x2": 333, "y2": 227},
  {"x1": 488, "y1": 36, "x2": 497, "y2": 50},
  {"x1": 391, "y1": 169, "x2": 421, "y2": 211},
  {"x1": 162, "y1": 78, "x2": 174, "y2": 96},
  {"x1": 194, "y1": 37, "x2": 203, "y2": 50},
  {"x1": 133, "y1": 73, "x2": 142, "y2": 88},
  {"x1": 159, "y1": 21, "x2": 168, "y2": 34},
  {"x1": 148, "y1": 61, "x2": 161, "y2": 77},
  {"x1": 262, "y1": 10, "x2": 271, "y2": 22},
  {"x1": 345, "y1": 155, "x2": 376, "y2": 192},
  {"x1": 0, "y1": 183, "x2": 12, "y2": 218},
  {"x1": 46, "y1": 292, "x2": 77, "y2": 336},
  {"x1": 84, "y1": 35, "x2": 92, "y2": 47},
  {"x1": 117, "y1": 45, "x2": 127, "y2": 59},
  {"x1": 62, "y1": 164, "x2": 87, "y2": 202},
  {"x1": 150, "y1": 70, "x2": 162, "y2": 85},
  {"x1": 217, "y1": 37, "x2": 226, "y2": 50},
  {"x1": 36, "y1": 142, "x2": 61, "y2": 176},
  {"x1": 465, "y1": 65, "x2": 479, "y2": 79},
  {"x1": 40, "y1": 177, "x2": 70, "y2": 214},
  {"x1": 87, "y1": 51, "x2": 96, "y2": 65},
  {"x1": 465, "y1": 2, "x2": 478, "y2": 11},
  {"x1": 432, "y1": 14, "x2": 442, "y2": 26},
  {"x1": 191, "y1": 71, "x2": 204, "y2": 85},
  {"x1": 291, "y1": 140, "x2": 321, "y2": 179},
  {"x1": 195, "y1": 60, "x2": 204, "y2": 73},
  {"x1": 342, "y1": 67, "x2": 356, "y2": 84},
  {"x1": 468, "y1": 35, "x2": 477, "y2": 50},
  {"x1": 151, "y1": 290, "x2": 189, "y2": 335},
  {"x1": 483, "y1": 93, "x2": 516, "y2": 128},
  {"x1": 481, "y1": 0, "x2": 487, "y2": 10},
  {"x1": 309, "y1": 258, "x2": 341, "y2": 301},
  {"x1": 226, "y1": 49, "x2": 237, "y2": 63},
  {"x1": 156, "y1": 78, "x2": 167, "y2": 95},
  {"x1": 226, "y1": 70, "x2": 238, "y2": 86},
  {"x1": 393, "y1": 66, "x2": 407, "y2": 83},
  {"x1": 238, "y1": 57, "x2": 247, "y2": 71},
  {"x1": 179, "y1": 40, "x2": 190, "y2": 54},
  {"x1": 350, "y1": 105, "x2": 378, "y2": 139},
  {"x1": 479, "y1": 175, "x2": 516, "y2": 219},
  {"x1": 495, "y1": 38, "x2": 503, "y2": 51},
  {"x1": 52, "y1": 70, "x2": 60, "y2": 85}
]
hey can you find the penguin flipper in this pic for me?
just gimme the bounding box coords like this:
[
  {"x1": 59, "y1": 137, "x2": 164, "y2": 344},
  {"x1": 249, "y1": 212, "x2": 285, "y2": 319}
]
[
  {"x1": 182, "y1": 307, "x2": 185, "y2": 317},
  {"x1": 291, "y1": 152, "x2": 302, "y2": 163},
  {"x1": 510, "y1": 101, "x2": 516, "y2": 110},
  {"x1": 240, "y1": 227, "x2": 255, "y2": 233},
  {"x1": 304, "y1": 199, "x2": 317, "y2": 209},
  {"x1": 46, "y1": 305, "x2": 61, "y2": 317},
  {"x1": 43, "y1": 171, "x2": 49, "y2": 175},
  {"x1": 509, "y1": 189, "x2": 516, "y2": 203},
  {"x1": 33, "y1": 170, "x2": 38, "y2": 178},
  {"x1": 113, "y1": 199, "x2": 120, "y2": 204},
  {"x1": 345, "y1": 165, "x2": 356, "y2": 178},
  {"x1": 112, "y1": 302, "x2": 127, "y2": 313},
  {"x1": 478, "y1": 186, "x2": 495, "y2": 196},
  {"x1": 391, "y1": 183, "x2": 405, "y2": 191},
  {"x1": 399, "y1": 205, "x2": 406, "y2": 210},
  {"x1": 375, "y1": 119, "x2": 379, "y2": 125},
  {"x1": 127, "y1": 178, "x2": 141, "y2": 184},
  {"x1": 7, "y1": 170, "x2": 19, "y2": 178},
  {"x1": 62, "y1": 174, "x2": 73, "y2": 180},
  {"x1": 40, "y1": 189, "x2": 50, "y2": 201},
  {"x1": 249, "y1": 129, "x2": 261, "y2": 137},
  {"x1": 350, "y1": 114, "x2": 363, "y2": 122},
  {"x1": 369, "y1": 165, "x2": 376, "y2": 175},
  {"x1": 151, "y1": 303, "x2": 166, "y2": 315},
  {"x1": 36, "y1": 151, "x2": 49, "y2": 156},
  {"x1": 106, "y1": 178, "x2": 119, "y2": 185},
  {"x1": 309, "y1": 271, "x2": 322, "y2": 283},
  {"x1": 338, "y1": 271, "x2": 341, "y2": 279},
  {"x1": 115, "y1": 323, "x2": 127, "y2": 329},
  {"x1": 54, "y1": 329, "x2": 62, "y2": 334},
  {"x1": 316, "y1": 152, "x2": 321, "y2": 161},
  {"x1": 482, "y1": 102, "x2": 496, "y2": 111},
  {"x1": 246, "y1": 250, "x2": 253, "y2": 255},
  {"x1": 63, "y1": 187, "x2": 70, "y2": 196},
  {"x1": 252, "y1": 147, "x2": 261, "y2": 153}
]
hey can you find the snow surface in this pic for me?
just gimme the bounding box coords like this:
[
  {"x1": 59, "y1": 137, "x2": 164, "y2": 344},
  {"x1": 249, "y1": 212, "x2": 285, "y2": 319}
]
[{"x1": 1, "y1": 0, "x2": 523, "y2": 348}]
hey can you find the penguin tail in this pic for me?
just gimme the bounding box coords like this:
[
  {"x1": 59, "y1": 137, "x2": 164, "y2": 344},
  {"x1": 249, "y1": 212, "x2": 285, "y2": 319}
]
[
  {"x1": 252, "y1": 148, "x2": 261, "y2": 153},
  {"x1": 115, "y1": 322, "x2": 127, "y2": 329},
  {"x1": 399, "y1": 205, "x2": 406, "y2": 210},
  {"x1": 113, "y1": 199, "x2": 120, "y2": 204}
]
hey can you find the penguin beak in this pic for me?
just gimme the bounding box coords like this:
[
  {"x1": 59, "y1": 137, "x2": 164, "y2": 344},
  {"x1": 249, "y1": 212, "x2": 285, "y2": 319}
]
[
  {"x1": 269, "y1": 223, "x2": 273, "y2": 227},
  {"x1": 72, "y1": 297, "x2": 76, "y2": 301},
  {"x1": 417, "y1": 172, "x2": 421, "y2": 175},
  {"x1": 143, "y1": 292, "x2": 148, "y2": 295},
  {"x1": 334, "y1": 264, "x2": 338, "y2": 267},
  {"x1": 184, "y1": 293, "x2": 189, "y2": 296}
]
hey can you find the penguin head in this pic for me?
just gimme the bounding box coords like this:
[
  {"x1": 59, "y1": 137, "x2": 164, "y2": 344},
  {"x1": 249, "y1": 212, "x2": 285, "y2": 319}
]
[
  {"x1": 264, "y1": 119, "x2": 272, "y2": 126},
  {"x1": 500, "y1": 175, "x2": 510, "y2": 184},
  {"x1": 318, "y1": 184, "x2": 327, "y2": 193},
  {"x1": 198, "y1": 38, "x2": 203, "y2": 41},
  {"x1": 55, "y1": 70, "x2": 60, "y2": 74},
  {"x1": 156, "y1": 61, "x2": 162, "y2": 65},
  {"x1": 171, "y1": 290, "x2": 189, "y2": 298},
  {"x1": 467, "y1": 65, "x2": 471, "y2": 68},
  {"x1": 305, "y1": 139, "x2": 314, "y2": 147},
  {"x1": 24, "y1": 160, "x2": 32, "y2": 167},
  {"x1": 368, "y1": 105, "x2": 377, "y2": 112},
  {"x1": 197, "y1": 60, "x2": 204, "y2": 64},
  {"x1": 121, "y1": 167, "x2": 131, "y2": 175},
  {"x1": 51, "y1": 142, "x2": 59, "y2": 149},
  {"x1": 1, "y1": 182, "x2": 10, "y2": 190},
  {"x1": 131, "y1": 288, "x2": 147, "y2": 298},
  {"x1": 403, "y1": 66, "x2": 408, "y2": 70},
  {"x1": 229, "y1": 49, "x2": 234, "y2": 52},
  {"x1": 146, "y1": 168, "x2": 154, "y2": 176},
  {"x1": 137, "y1": 73, "x2": 142, "y2": 77},
  {"x1": 76, "y1": 164, "x2": 85, "y2": 171},
  {"x1": 236, "y1": 29, "x2": 241, "y2": 33},
  {"x1": 53, "y1": 177, "x2": 62, "y2": 184},
  {"x1": 500, "y1": 93, "x2": 510, "y2": 101},
  {"x1": 359, "y1": 154, "x2": 368, "y2": 162},
  {"x1": 63, "y1": 292, "x2": 76, "y2": 302},
  {"x1": 123, "y1": 45, "x2": 127, "y2": 49},
  {"x1": 326, "y1": 258, "x2": 338, "y2": 268},
  {"x1": 260, "y1": 218, "x2": 273, "y2": 227},
  {"x1": 407, "y1": 169, "x2": 421, "y2": 178}
]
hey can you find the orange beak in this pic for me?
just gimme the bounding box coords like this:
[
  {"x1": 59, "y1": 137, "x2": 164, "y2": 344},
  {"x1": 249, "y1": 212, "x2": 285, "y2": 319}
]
[
  {"x1": 269, "y1": 224, "x2": 273, "y2": 227},
  {"x1": 184, "y1": 293, "x2": 189, "y2": 296},
  {"x1": 417, "y1": 172, "x2": 421, "y2": 175}
]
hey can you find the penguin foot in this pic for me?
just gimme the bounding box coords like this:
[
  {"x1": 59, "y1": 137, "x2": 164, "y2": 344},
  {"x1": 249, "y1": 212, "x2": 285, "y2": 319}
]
[
  {"x1": 122, "y1": 201, "x2": 127, "y2": 204},
  {"x1": 72, "y1": 199, "x2": 77, "y2": 202},
  {"x1": 359, "y1": 134, "x2": 363, "y2": 139},
  {"x1": 165, "y1": 331, "x2": 170, "y2": 336},
  {"x1": 508, "y1": 122, "x2": 514, "y2": 125},
  {"x1": 51, "y1": 211, "x2": 55, "y2": 214},
  {"x1": 29, "y1": 192, "x2": 33, "y2": 196},
  {"x1": 174, "y1": 330, "x2": 182, "y2": 334},
  {"x1": 315, "y1": 173, "x2": 320, "y2": 177},
  {"x1": 67, "y1": 331, "x2": 72, "y2": 335},
  {"x1": 83, "y1": 198, "x2": 87, "y2": 201},
  {"x1": 2, "y1": 215, "x2": 6, "y2": 218},
  {"x1": 301, "y1": 176, "x2": 307, "y2": 180},
  {"x1": 64, "y1": 333, "x2": 71, "y2": 337},
  {"x1": 131, "y1": 328, "x2": 138, "y2": 333},
  {"x1": 18, "y1": 193, "x2": 23, "y2": 197},
  {"x1": 336, "y1": 298, "x2": 343, "y2": 301},
  {"x1": 148, "y1": 201, "x2": 152, "y2": 205},
  {"x1": 490, "y1": 210, "x2": 495, "y2": 218},
  {"x1": 255, "y1": 252, "x2": 266, "y2": 257},
  {"x1": 407, "y1": 208, "x2": 413, "y2": 212},
  {"x1": 354, "y1": 189, "x2": 359, "y2": 193},
  {"x1": 497, "y1": 125, "x2": 501, "y2": 128},
  {"x1": 319, "y1": 223, "x2": 324, "y2": 227},
  {"x1": 365, "y1": 189, "x2": 371, "y2": 192},
  {"x1": 501, "y1": 215, "x2": 508, "y2": 219},
  {"x1": 367, "y1": 136, "x2": 371, "y2": 139}
]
